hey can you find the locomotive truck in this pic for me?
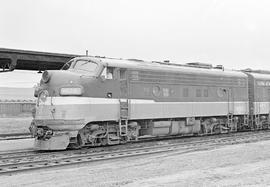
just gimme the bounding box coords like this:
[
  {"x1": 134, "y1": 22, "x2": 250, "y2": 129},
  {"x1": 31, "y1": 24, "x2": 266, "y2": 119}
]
[{"x1": 29, "y1": 56, "x2": 270, "y2": 150}]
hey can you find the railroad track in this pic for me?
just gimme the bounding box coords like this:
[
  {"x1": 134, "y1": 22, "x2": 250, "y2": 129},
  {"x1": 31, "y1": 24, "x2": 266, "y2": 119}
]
[
  {"x1": 0, "y1": 130, "x2": 259, "y2": 160},
  {"x1": 0, "y1": 133, "x2": 31, "y2": 141},
  {"x1": 1, "y1": 130, "x2": 270, "y2": 175}
]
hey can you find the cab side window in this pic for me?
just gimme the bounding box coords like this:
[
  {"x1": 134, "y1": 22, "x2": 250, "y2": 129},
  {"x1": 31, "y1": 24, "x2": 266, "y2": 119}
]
[
  {"x1": 101, "y1": 67, "x2": 114, "y2": 80},
  {"x1": 107, "y1": 67, "x2": 113, "y2": 79}
]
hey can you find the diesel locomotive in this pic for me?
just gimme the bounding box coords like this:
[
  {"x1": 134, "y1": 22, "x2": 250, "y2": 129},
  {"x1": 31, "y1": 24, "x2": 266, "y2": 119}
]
[{"x1": 29, "y1": 56, "x2": 270, "y2": 150}]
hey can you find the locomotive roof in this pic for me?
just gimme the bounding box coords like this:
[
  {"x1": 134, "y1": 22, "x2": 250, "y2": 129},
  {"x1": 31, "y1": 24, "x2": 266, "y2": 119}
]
[
  {"x1": 74, "y1": 56, "x2": 247, "y2": 78},
  {"x1": 247, "y1": 72, "x2": 270, "y2": 80}
]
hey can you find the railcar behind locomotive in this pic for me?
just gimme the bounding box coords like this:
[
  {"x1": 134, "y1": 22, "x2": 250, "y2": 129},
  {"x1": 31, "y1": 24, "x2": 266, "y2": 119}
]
[
  {"x1": 29, "y1": 56, "x2": 268, "y2": 150},
  {"x1": 246, "y1": 72, "x2": 270, "y2": 129}
]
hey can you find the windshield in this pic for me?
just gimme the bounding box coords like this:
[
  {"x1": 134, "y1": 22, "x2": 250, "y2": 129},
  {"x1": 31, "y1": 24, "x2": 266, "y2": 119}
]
[
  {"x1": 73, "y1": 60, "x2": 98, "y2": 72},
  {"x1": 61, "y1": 59, "x2": 99, "y2": 75}
]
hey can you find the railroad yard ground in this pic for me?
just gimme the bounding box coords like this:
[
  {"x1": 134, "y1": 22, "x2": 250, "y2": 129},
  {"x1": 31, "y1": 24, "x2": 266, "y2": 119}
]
[{"x1": 1, "y1": 138, "x2": 270, "y2": 186}]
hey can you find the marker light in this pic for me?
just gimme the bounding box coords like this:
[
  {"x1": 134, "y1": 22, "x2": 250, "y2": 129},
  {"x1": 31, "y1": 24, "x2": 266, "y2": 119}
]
[{"x1": 60, "y1": 87, "x2": 82, "y2": 96}]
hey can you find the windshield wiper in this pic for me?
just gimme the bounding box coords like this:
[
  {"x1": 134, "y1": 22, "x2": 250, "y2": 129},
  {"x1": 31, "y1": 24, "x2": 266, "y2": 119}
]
[{"x1": 80, "y1": 61, "x2": 89, "y2": 66}]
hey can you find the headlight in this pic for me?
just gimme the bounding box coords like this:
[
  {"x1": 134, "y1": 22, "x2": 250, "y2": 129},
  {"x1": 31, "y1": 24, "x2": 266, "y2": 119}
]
[
  {"x1": 39, "y1": 90, "x2": 49, "y2": 102},
  {"x1": 42, "y1": 70, "x2": 50, "y2": 83},
  {"x1": 60, "y1": 87, "x2": 82, "y2": 96}
]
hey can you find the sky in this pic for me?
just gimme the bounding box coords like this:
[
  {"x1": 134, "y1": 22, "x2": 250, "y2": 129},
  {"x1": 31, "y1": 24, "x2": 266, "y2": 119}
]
[{"x1": 1, "y1": 0, "x2": 270, "y2": 70}]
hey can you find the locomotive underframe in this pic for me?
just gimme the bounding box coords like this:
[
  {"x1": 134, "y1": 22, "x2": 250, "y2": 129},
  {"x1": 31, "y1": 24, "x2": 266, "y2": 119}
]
[{"x1": 30, "y1": 113, "x2": 270, "y2": 150}]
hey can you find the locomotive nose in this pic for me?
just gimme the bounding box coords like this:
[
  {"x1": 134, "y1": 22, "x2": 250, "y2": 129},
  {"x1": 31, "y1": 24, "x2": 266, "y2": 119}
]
[
  {"x1": 37, "y1": 70, "x2": 84, "y2": 97},
  {"x1": 41, "y1": 71, "x2": 81, "y2": 87},
  {"x1": 43, "y1": 70, "x2": 82, "y2": 85}
]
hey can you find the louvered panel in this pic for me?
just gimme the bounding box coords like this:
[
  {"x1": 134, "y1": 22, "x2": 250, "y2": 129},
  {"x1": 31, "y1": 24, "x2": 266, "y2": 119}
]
[{"x1": 130, "y1": 71, "x2": 246, "y2": 87}]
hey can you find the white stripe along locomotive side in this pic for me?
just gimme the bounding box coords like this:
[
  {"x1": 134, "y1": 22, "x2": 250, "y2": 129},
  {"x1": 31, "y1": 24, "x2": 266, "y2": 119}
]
[{"x1": 36, "y1": 97, "x2": 249, "y2": 120}]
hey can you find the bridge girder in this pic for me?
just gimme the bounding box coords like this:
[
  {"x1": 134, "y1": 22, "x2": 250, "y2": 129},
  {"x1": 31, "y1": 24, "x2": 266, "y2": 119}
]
[{"x1": 0, "y1": 48, "x2": 79, "y2": 72}]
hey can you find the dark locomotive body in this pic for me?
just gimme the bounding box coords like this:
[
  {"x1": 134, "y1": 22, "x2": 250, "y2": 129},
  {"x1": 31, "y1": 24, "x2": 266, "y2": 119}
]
[{"x1": 30, "y1": 57, "x2": 269, "y2": 150}]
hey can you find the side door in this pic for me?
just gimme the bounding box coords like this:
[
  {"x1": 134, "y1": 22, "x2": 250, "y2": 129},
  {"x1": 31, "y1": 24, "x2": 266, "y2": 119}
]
[
  {"x1": 227, "y1": 88, "x2": 234, "y2": 114},
  {"x1": 268, "y1": 89, "x2": 270, "y2": 118},
  {"x1": 119, "y1": 68, "x2": 128, "y2": 98}
]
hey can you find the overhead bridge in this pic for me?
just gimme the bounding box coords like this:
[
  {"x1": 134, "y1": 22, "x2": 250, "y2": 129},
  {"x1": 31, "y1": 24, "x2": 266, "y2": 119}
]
[{"x1": 0, "y1": 48, "x2": 79, "y2": 72}]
